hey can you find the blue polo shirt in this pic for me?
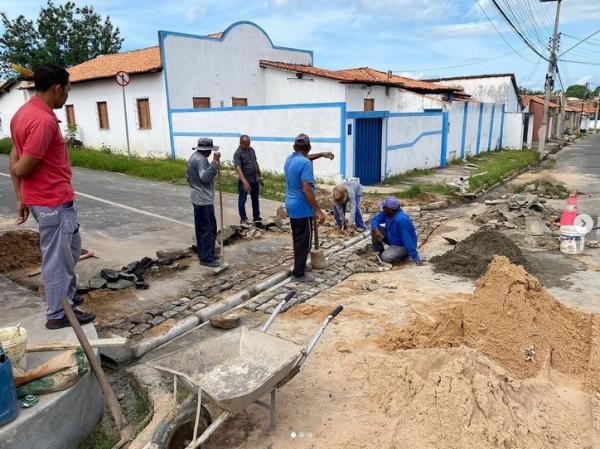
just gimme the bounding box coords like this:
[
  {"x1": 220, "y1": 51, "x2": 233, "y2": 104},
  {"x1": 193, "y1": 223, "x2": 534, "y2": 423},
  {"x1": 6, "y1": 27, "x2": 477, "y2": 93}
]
[
  {"x1": 284, "y1": 152, "x2": 314, "y2": 218},
  {"x1": 371, "y1": 209, "x2": 421, "y2": 263}
]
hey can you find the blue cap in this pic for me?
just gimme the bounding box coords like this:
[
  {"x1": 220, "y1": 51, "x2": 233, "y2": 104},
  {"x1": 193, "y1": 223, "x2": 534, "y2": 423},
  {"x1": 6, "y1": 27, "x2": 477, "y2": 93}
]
[{"x1": 381, "y1": 197, "x2": 401, "y2": 210}]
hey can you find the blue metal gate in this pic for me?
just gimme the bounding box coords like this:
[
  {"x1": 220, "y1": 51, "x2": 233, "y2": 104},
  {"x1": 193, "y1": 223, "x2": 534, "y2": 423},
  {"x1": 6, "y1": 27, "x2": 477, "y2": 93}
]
[{"x1": 354, "y1": 118, "x2": 383, "y2": 185}]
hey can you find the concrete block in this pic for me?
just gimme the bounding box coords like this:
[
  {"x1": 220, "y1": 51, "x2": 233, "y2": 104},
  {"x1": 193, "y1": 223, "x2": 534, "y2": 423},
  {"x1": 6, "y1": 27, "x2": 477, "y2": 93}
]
[
  {"x1": 162, "y1": 310, "x2": 179, "y2": 319},
  {"x1": 131, "y1": 324, "x2": 151, "y2": 335}
]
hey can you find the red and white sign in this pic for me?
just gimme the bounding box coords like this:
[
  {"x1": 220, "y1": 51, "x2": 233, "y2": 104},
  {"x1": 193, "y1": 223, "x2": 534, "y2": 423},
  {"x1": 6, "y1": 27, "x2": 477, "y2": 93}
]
[{"x1": 115, "y1": 71, "x2": 131, "y2": 87}]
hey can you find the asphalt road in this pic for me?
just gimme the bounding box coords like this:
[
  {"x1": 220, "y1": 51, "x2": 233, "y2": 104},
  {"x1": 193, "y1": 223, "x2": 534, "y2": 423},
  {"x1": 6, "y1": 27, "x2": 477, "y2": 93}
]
[{"x1": 0, "y1": 155, "x2": 283, "y2": 276}]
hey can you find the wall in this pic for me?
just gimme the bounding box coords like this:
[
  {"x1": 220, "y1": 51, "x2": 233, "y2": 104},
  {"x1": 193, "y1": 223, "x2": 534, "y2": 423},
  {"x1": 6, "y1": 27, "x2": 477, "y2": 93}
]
[
  {"x1": 502, "y1": 112, "x2": 524, "y2": 149},
  {"x1": 0, "y1": 86, "x2": 30, "y2": 139},
  {"x1": 170, "y1": 103, "x2": 344, "y2": 179},
  {"x1": 161, "y1": 22, "x2": 312, "y2": 111},
  {"x1": 53, "y1": 73, "x2": 169, "y2": 156},
  {"x1": 434, "y1": 77, "x2": 520, "y2": 112},
  {"x1": 263, "y1": 67, "x2": 345, "y2": 104},
  {"x1": 344, "y1": 84, "x2": 445, "y2": 113}
]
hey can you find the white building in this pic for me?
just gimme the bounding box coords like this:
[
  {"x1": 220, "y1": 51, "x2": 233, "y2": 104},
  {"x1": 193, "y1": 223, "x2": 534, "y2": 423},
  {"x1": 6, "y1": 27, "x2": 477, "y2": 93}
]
[
  {"x1": 0, "y1": 79, "x2": 31, "y2": 139},
  {"x1": 0, "y1": 22, "x2": 524, "y2": 184}
]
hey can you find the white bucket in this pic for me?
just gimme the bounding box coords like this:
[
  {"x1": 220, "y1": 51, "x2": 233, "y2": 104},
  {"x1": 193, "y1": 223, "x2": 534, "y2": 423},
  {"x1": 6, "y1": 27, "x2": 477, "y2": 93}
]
[
  {"x1": 0, "y1": 325, "x2": 28, "y2": 369},
  {"x1": 559, "y1": 226, "x2": 586, "y2": 255}
]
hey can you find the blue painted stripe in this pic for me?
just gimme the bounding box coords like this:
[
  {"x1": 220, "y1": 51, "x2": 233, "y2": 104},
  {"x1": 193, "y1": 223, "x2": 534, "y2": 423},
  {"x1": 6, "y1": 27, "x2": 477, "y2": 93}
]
[
  {"x1": 440, "y1": 112, "x2": 449, "y2": 167},
  {"x1": 352, "y1": 119, "x2": 357, "y2": 177},
  {"x1": 384, "y1": 118, "x2": 388, "y2": 179},
  {"x1": 460, "y1": 102, "x2": 469, "y2": 159},
  {"x1": 487, "y1": 103, "x2": 496, "y2": 151},
  {"x1": 159, "y1": 32, "x2": 176, "y2": 159},
  {"x1": 476, "y1": 103, "x2": 484, "y2": 155},
  {"x1": 158, "y1": 21, "x2": 313, "y2": 60},
  {"x1": 171, "y1": 102, "x2": 345, "y2": 113},
  {"x1": 386, "y1": 130, "x2": 442, "y2": 152},
  {"x1": 346, "y1": 110, "x2": 443, "y2": 119},
  {"x1": 340, "y1": 103, "x2": 347, "y2": 177},
  {"x1": 172, "y1": 132, "x2": 340, "y2": 143},
  {"x1": 499, "y1": 104, "x2": 506, "y2": 149}
]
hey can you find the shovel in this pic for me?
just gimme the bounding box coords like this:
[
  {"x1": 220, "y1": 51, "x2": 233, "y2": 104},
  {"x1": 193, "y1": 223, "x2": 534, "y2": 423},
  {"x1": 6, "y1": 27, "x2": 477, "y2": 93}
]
[
  {"x1": 213, "y1": 159, "x2": 230, "y2": 275},
  {"x1": 310, "y1": 215, "x2": 327, "y2": 269}
]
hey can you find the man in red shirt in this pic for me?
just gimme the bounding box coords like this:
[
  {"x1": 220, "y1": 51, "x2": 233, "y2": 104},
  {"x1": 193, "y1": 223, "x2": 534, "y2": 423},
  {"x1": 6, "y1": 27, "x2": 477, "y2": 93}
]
[{"x1": 9, "y1": 64, "x2": 95, "y2": 329}]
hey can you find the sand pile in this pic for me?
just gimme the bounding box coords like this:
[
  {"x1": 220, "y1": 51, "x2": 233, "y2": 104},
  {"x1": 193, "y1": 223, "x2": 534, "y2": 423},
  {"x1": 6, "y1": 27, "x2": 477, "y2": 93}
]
[
  {"x1": 430, "y1": 229, "x2": 528, "y2": 278},
  {"x1": 382, "y1": 256, "x2": 598, "y2": 384},
  {"x1": 373, "y1": 347, "x2": 599, "y2": 449},
  {"x1": 0, "y1": 230, "x2": 41, "y2": 273}
]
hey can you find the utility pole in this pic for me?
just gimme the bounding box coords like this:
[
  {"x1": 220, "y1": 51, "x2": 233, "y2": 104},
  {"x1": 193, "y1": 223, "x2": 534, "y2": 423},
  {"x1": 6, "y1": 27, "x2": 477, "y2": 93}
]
[
  {"x1": 538, "y1": 0, "x2": 561, "y2": 154},
  {"x1": 595, "y1": 97, "x2": 600, "y2": 134}
]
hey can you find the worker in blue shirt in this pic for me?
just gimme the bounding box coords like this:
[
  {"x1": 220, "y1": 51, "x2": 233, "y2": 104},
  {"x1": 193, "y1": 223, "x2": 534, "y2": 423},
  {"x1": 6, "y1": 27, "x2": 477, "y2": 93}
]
[
  {"x1": 284, "y1": 133, "x2": 334, "y2": 281},
  {"x1": 371, "y1": 197, "x2": 424, "y2": 265}
]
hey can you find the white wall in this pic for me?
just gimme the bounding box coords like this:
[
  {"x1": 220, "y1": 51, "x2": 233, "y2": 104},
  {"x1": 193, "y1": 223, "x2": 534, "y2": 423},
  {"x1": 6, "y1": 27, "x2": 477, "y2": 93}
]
[
  {"x1": 447, "y1": 102, "x2": 466, "y2": 161},
  {"x1": 344, "y1": 84, "x2": 444, "y2": 112},
  {"x1": 0, "y1": 86, "x2": 31, "y2": 139},
  {"x1": 385, "y1": 113, "x2": 445, "y2": 175},
  {"x1": 171, "y1": 104, "x2": 342, "y2": 179},
  {"x1": 263, "y1": 68, "x2": 345, "y2": 104},
  {"x1": 53, "y1": 73, "x2": 169, "y2": 157},
  {"x1": 502, "y1": 112, "x2": 524, "y2": 149},
  {"x1": 435, "y1": 77, "x2": 519, "y2": 113},
  {"x1": 162, "y1": 23, "x2": 312, "y2": 110}
]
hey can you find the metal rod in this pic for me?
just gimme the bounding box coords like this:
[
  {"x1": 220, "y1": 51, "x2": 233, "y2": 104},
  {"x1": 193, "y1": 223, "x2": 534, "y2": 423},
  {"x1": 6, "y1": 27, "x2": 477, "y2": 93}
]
[
  {"x1": 261, "y1": 291, "x2": 295, "y2": 333},
  {"x1": 59, "y1": 297, "x2": 134, "y2": 445},
  {"x1": 270, "y1": 389, "x2": 277, "y2": 431},
  {"x1": 186, "y1": 411, "x2": 230, "y2": 449},
  {"x1": 121, "y1": 85, "x2": 131, "y2": 158},
  {"x1": 192, "y1": 387, "x2": 202, "y2": 442}
]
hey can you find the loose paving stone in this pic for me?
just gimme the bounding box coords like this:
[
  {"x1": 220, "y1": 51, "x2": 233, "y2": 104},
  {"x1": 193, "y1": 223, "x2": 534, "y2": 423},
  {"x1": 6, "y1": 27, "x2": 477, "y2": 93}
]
[
  {"x1": 145, "y1": 308, "x2": 163, "y2": 317},
  {"x1": 88, "y1": 277, "x2": 107, "y2": 290},
  {"x1": 173, "y1": 305, "x2": 188, "y2": 313},
  {"x1": 162, "y1": 310, "x2": 179, "y2": 319},
  {"x1": 210, "y1": 312, "x2": 241, "y2": 329},
  {"x1": 113, "y1": 330, "x2": 132, "y2": 338},
  {"x1": 191, "y1": 303, "x2": 207, "y2": 311},
  {"x1": 131, "y1": 324, "x2": 151, "y2": 335},
  {"x1": 100, "y1": 268, "x2": 121, "y2": 282},
  {"x1": 256, "y1": 302, "x2": 272, "y2": 312},
  {"x1": 149, "y1": 316, "x2": 166, "y2": 326},
  {"x1": 130, "y1": 313, "x2": 152, "y2": 325},
  {"x1": 106, "y1": 279, "x2": 133, "y2": 290}
]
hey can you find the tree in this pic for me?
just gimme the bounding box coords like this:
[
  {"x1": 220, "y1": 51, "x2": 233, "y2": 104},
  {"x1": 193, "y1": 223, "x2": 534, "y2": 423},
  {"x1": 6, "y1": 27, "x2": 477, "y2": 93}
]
[
  {"x1": 565, "y1": 84, "x2": 591, "y2": 99},
  {"x1": 518, "y1": 87, "x2": 544, "y2": 96},
  {"x1": 593, "y1": 85, "x2": 600, "y2": 98},
  {"x1": 0, "y1": 1, "x2": 123, "y2": 76}
]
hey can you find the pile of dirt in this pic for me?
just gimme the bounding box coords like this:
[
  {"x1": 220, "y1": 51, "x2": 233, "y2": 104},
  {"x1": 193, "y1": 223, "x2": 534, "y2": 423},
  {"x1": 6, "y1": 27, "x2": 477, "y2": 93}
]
[
  {"x1": 430, "y1": 229, "x2": 529, "y2": 278},
  {"x1": 381, "y1": 256, "x2": 599, "y2": 385},
  {"x1": 0, "y1": 230, "x2": 41, "y2": 273},
  {"x1": 375, "y1": 347, "x2": 600, "y2": 449}
]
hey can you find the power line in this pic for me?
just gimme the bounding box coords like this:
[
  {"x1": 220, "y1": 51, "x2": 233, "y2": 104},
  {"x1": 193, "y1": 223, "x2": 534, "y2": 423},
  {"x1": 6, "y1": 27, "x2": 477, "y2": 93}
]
[
  {"x1": 475, "y1": 0, "x2": 539, "y2": 63},
  {"x1": 489, "y1": 0, "x2": 550, "y2": 61},
  {"x1": 558, "y1": 30, "x2": 600, "y2": 57}
]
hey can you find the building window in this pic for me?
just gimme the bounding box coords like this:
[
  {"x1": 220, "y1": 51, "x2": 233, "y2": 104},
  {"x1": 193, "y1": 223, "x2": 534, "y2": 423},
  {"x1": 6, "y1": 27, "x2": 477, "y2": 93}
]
[
  {"x1": 232, "y1": 97, "x2": 248, "y2": 107},
  {"x1": 364, "y1": 98, "x2": 375, "y2": 112},
  {"x1": 193, "y1": 97, "x2": 211, "y2": 108},
  {"x1": 97, "y1": 101, "x2": 109, "y2": 130},
  {"x1": 65, "y1": 105, "x2": 76, "y2": 127},
  {"x1": 137, "y1": 98, "x2": 151, "y2": 130}
]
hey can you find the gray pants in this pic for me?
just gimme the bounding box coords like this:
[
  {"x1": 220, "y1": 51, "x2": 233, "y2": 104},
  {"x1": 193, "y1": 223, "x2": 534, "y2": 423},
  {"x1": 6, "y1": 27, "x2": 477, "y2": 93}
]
[
  {"x1": 31, "y1": 202, "x2": 81, "y2": 320},
  {"x1": 371, "y1": 226, "x2": 408, "y2": 263}
]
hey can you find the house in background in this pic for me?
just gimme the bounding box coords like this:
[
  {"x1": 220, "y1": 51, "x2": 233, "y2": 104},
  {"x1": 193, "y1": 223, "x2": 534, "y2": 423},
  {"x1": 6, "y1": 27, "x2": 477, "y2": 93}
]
[
  {"x1": 0, "y1": 21, "x2": 524, "y2": 184},
  {"x1": 520, "y1": 95, "x2": 558, "y2": 142},
  {"x1": 567, "y1": 99, "x2": 597, "y2": 132},
  {"x1": 0, "y1": 79, "x2": 32, "y2": 139}
]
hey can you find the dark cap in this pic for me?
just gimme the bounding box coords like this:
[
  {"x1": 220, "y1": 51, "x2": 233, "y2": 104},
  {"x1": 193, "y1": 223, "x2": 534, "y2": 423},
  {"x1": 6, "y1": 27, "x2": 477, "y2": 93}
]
[
  {"x1": 193, "y1": 137, "x2": 219, "y2": 152},
  {"x1": 294, "y1": 133, "x2": 311, "y2": 148}
]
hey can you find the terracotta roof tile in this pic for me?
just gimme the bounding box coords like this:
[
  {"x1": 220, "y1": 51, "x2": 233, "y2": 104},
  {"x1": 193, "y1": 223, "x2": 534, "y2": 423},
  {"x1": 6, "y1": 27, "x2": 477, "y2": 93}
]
[
  {"x1": 567, "y1": 100, "x2": 596, "y2": 114},
  {"x1": 260, "y1": 60, "x2": 460, "y2": 93},
  {"x1": 68, "y1": 46, "x2": 162, "y2": 83},
  {"x1": 207, "y1": 32, "x2": 224, "y2": 38},
  {"x1": 520, "y1": 95, "x2": 558, "y2": 109}
]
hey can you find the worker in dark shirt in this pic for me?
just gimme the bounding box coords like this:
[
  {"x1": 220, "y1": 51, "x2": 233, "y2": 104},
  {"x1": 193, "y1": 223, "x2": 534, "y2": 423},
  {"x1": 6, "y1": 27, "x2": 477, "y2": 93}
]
[
  {"x1": 371, "y1": 197, "x2": 424, "y2": 265},
  {"x1": 233, "y1": 135, "x2": 262, "y2": 227}
]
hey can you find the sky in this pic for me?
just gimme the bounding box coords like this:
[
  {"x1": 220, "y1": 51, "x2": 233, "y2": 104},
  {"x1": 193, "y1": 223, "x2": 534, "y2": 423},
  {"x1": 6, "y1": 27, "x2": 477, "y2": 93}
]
[{"x1": 2, "y1": 0, "x2": 600, "y2": 91}]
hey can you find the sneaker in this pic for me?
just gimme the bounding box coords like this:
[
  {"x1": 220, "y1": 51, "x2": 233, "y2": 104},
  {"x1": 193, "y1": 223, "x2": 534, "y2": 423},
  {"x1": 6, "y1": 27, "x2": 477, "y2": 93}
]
[
  {"x1": 253, "y1": 219, "x2": 264, "y2": 228},
  {"x1": 46, "y1": 308, "x2": 96, "y2": 329},
  {"x1": 72, "y1": 295, "x2": 84, "y2": 307},
  {"x1": 240, "y1": 219, "x2": 252, "y2": 228},
  {"x1": 200, "y1": 259, "x2": 221, "y2": 268},
  {"x1": 292, "y1": 273, "x2": 314, "y2": 282},
  {"x1": 356, "y1": 227, "x2": 366, "y2": 233}
]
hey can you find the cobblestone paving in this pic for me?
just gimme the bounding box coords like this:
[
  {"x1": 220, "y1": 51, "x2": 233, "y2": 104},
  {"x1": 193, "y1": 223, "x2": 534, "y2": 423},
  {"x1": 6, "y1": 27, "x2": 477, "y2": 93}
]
[{"x1": 104, "y1": 206, "x2": 460, "y2": 339}]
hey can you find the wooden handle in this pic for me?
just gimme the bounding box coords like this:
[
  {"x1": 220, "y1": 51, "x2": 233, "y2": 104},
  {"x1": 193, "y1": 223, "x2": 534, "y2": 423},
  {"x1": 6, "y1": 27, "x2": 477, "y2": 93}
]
[
  {"x1": 217, "y1": 165, "x2": 225, "y2": 262},
  {"x1": 313, "y1": 216, "x2": 319, "y2": 250}
]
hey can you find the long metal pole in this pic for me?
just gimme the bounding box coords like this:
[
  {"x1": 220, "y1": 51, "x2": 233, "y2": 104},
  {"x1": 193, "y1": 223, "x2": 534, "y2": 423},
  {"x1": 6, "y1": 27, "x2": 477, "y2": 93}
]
[
  {"x1": 595, "y1": 99, "x2": 600, "y2": 134},
  {"x1": 122, "y1": 85, "x2": 131, "y2": 158},
  {"x1": 538, "y1": 0, "x2": 561, "y2": 153}
]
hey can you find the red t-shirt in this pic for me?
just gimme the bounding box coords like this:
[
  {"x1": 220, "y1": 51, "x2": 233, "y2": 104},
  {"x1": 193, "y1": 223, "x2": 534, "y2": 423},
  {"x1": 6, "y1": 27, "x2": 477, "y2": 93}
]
[{"x1": 11, "y1": 96, "x2": 75, "y2": 207}]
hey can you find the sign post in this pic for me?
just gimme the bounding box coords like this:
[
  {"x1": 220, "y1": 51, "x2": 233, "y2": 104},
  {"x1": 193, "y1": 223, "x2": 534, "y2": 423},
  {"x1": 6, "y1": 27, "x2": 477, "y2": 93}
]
[{"x1": 115, "y1": 71, "x2": 131, "y2": 157}]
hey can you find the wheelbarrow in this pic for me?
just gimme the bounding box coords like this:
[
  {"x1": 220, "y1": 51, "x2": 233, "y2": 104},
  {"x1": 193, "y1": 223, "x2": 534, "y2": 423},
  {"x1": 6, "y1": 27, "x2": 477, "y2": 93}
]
[{"x1": 146, "y1": 293, "x2": 343, "y2": 449}]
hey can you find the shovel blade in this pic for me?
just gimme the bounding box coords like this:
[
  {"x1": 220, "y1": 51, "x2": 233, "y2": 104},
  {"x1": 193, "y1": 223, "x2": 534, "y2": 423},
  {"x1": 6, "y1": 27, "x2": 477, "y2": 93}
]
[{"x1": 310, "y1": 249, "x2": 327, "y2": 269}]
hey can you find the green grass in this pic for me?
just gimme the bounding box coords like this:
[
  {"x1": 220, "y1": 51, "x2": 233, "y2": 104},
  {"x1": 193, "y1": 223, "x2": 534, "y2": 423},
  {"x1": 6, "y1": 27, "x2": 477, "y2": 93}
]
[
  {"x1": 395, "y1": 182, "x2": 452, "y2": 199},
  {"x1": 465, "y1": 149, "x2": 540, "y2": 191},
  {"x1": 1, "y1": 139, "x2": 286, "y2": 202},
  {"x1": 0, "y1": 137, "x2": 11, "y2": 154},
  {"x1": 381, "y1": 167, "x2": 434, "y2": 185}
]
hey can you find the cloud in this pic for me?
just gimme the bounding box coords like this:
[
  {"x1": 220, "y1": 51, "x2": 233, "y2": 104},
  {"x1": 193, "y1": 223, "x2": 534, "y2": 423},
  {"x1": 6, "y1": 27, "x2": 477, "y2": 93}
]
[
  {"x1": 361, "y1": 0, "x2": 458, "y2": 21},
  {"x1": 184, "y1": 6, "x2": 206, "y2": 22},
  {"x1": 576, "y1": 75, "x2": 593, "y2": 85},
  {"x1": 430, "y1": 20, "x2": 505, "y2": 38}
]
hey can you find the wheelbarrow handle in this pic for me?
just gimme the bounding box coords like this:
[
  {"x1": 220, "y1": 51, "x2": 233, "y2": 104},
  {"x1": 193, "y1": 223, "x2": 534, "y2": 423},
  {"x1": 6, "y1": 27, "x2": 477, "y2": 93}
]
[
  {"x1": 303, "y1": 305, "x2": 344, "y2": 361},
  {"x1": 261, "y1": 290, "x2": 296, "y2": 333},
  {"x1": 329, "y1": 306, "x2": 343, "y2": 319}
]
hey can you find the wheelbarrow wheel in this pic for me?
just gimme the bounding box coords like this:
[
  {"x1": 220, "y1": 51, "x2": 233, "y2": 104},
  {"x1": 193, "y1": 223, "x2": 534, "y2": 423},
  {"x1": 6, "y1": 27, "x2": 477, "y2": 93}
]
[{"x1": 152, "y1": 400, "x2": 212, "y2": 449}]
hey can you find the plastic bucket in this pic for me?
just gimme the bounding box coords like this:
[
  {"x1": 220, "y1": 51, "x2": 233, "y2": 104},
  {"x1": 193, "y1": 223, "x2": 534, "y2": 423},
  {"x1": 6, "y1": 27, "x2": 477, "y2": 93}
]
[
  {"x1": 0, "y1": 347, "x2": 18, "y2": 426},
  {"x1": 559, "y1": 226, "x2": 586, "y2": 255},
  {"x1": 0, "y1": 326, "x2": 27, "y2": 370}
]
